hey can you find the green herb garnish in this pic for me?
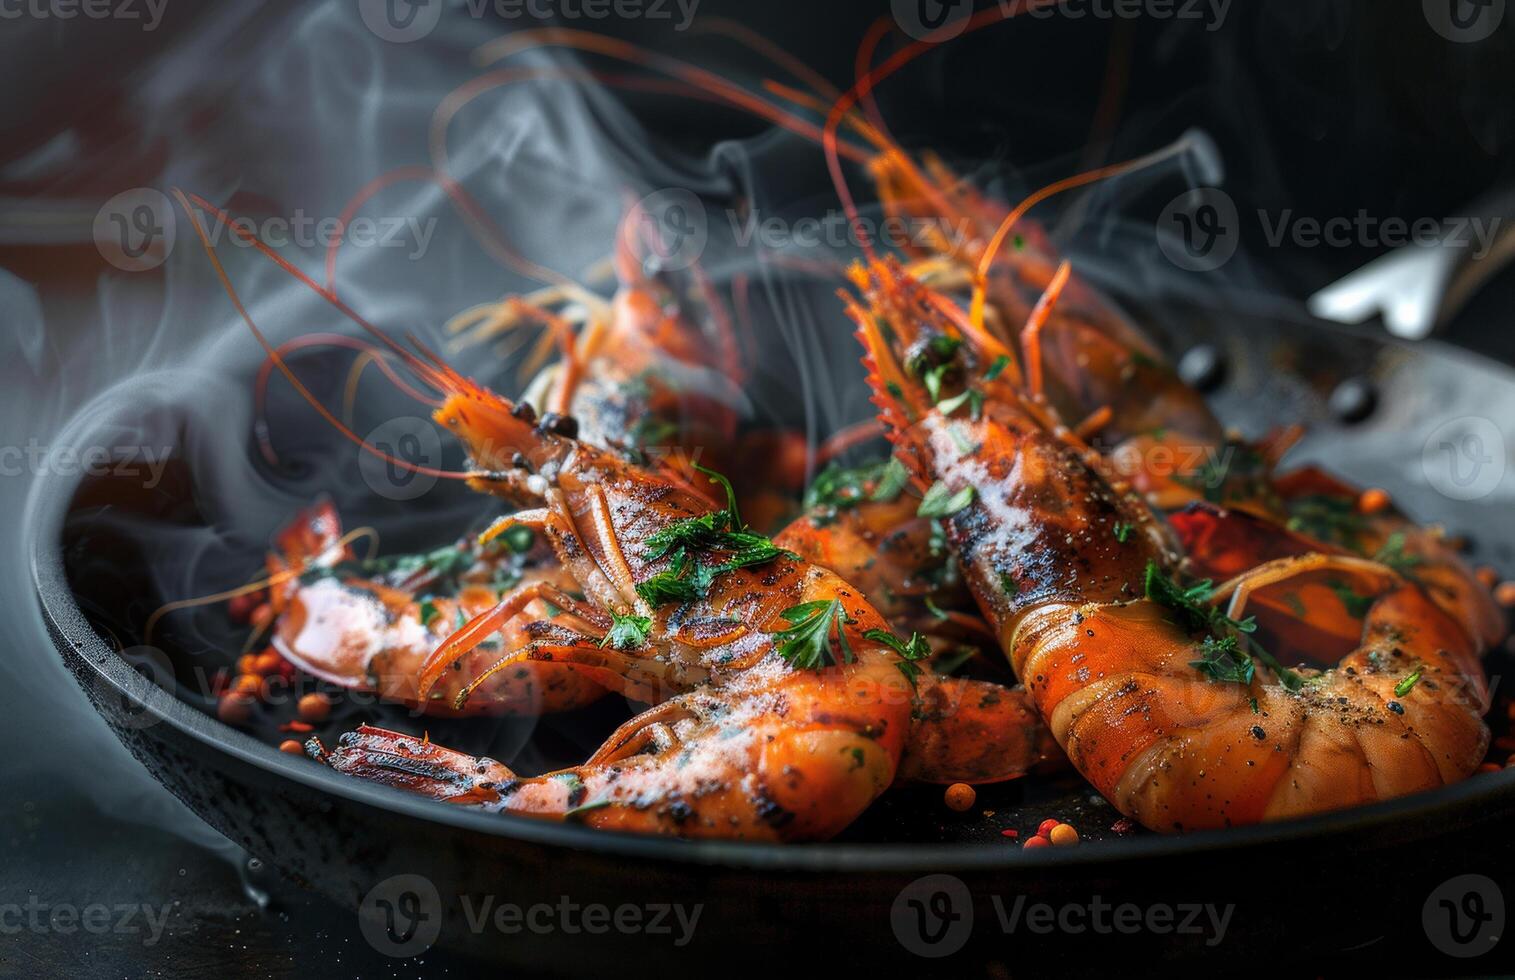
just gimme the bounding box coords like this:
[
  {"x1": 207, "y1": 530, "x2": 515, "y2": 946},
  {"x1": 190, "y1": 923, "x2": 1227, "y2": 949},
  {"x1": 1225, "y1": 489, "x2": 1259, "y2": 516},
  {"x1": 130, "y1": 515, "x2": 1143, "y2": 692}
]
[
  {"x1": 936, "y1": 387, "x2": 984, "y2": 419},
  {"x1": 1285, "y1": 494, "x2": 1367, "y2": 548},
  {"x1": 804, "y1": 457, "x2": 907, "y2": 518},
  {"x1": 1189, "y1": 635, "x2": 1255, "y2": 685},
  {"x1": 1374, "y1": 532, "x2": 1423, "y2": 576},
  {"x1": 773, "y1": 599, "x2": 855, "y2": 670},
  {"x1": 1114, "y1": 522, "x2": 1133, "y2": 544},
  {"x1": 918, "y1": 481, "x2": 976, "y2": 519},
  {"x1": 1175, "y1": 442, "x2": 1272, "y2": 505},
  {"x1": 1327, "y1": 579, "x2": 1374, "y2": 619},
  {"x1": 601, "y1": 612, "x2": 653, "y2": 651},
  {"x1": 636, "y1": 464, "x2": 794, "y2": 607},
  {"x1": 1394, "y1": 668, "x2": 1423, "y2": 698},
  {"x1": 863, "y1": 627, "x2": 931, "y2": 687},
  {"x1": 1145, "y1": 560, "x2": 1302, "y2": 690}
]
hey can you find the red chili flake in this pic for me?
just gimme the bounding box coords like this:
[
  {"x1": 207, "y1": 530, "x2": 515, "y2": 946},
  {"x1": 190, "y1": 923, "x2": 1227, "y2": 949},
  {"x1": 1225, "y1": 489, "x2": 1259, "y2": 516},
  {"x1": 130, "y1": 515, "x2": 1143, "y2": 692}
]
[
  {"x1": 279, "y1": 721, "x2": 315, "y2": 733},
  {"x1": 1000, "y1": 829, "x2": 1019, "y2": 839},
  {"x1": 1111, "y1": 817, "x2": 1136, "y2": 835}
]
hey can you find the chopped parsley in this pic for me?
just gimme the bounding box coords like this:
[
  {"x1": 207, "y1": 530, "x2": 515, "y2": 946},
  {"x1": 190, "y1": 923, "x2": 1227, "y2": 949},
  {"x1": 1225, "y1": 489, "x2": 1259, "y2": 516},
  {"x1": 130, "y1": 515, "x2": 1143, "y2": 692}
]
[
  {"x1": 1175, "y1": 442, "x2": 1272, "y2": 506},
  {"x1": 936, "y1": 387, "x2": 984, "y2": 419},
  {"x1": 1285, "y1": 494, "x2": 1367, "y2": 548},
  {"x1": 1189, "y1": 635, "x2": 1255, "y2": 685},
  {"x1": 863, "y1": 627, "x2": 931, "y2": 687},
  {"x1": 636, "y1": 464, "x2": 795, "y2": 607},
  {"x1": 419, "y1": 599, "x2": 440, "y2": 628},
  {"x1": 918, "y1": 481, "x2": 976, "y2": 519},
  {"x1": 983, "y1": 355, "x2": 1011, "y2": 382},
  {"x1": 600, "y1": 612, "x2": 652, "y2": 651},
  {"x1": 772, "y1": 599, "x2": 855, "y2": 670},
  {"x1": 1145, "y1": 560, "x2": 1302, "y2": 690},
  {"x1": 1373, "y1": 532, "x2": 1423, "y2": 575},
  {"x1": 804, "y1": 457, "x2": 908, "y2": 522},
  {"x1": 1114, "y1": 522, "x2": 1133, "y2": 544},
  {"x1": 1327, "y1": 579, "x2": 1375, "y2": 619},
  {"x1": 906, "y1": 335, "x2": 964, "y2": 405}
]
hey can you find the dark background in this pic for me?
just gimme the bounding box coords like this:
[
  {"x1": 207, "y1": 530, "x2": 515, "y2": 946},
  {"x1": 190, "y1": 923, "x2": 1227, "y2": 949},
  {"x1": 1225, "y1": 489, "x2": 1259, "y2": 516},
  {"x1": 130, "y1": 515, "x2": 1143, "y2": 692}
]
[{"x1": 3, "y1": 1, "x2": 1514, "y2": 977}]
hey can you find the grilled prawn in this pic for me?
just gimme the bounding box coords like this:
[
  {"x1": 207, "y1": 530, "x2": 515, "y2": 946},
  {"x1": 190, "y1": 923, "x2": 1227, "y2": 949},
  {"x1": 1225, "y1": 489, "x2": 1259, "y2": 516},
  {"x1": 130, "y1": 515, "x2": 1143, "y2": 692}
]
[
  {"x1": 267, "y1": 501, "x2": 606, "y2": 717},
  {"x1": 851, "y1": 257, "x2": 1497, "y2": 832}
]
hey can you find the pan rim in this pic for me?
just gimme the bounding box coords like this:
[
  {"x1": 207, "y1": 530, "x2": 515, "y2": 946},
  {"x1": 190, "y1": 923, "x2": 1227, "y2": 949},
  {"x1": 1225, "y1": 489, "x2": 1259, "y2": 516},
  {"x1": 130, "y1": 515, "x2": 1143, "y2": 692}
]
[{"x1": 30, "y1": 329, "x2": 1515, "y2": 874}]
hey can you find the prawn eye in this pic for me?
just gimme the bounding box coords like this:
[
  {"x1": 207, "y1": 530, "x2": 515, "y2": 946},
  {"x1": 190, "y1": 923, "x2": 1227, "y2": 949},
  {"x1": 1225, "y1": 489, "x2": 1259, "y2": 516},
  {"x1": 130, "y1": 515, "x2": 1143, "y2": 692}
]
[{"x1": 538, "y1": 412, "x2": 579, "y2": 439}]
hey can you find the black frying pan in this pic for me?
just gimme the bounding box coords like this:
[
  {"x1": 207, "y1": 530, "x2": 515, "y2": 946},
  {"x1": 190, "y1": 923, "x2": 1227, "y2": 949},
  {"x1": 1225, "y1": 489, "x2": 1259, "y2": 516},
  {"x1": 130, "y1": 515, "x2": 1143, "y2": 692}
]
[{"x1": 34, "y1": 296, "x2": 1515, "y2": 974}]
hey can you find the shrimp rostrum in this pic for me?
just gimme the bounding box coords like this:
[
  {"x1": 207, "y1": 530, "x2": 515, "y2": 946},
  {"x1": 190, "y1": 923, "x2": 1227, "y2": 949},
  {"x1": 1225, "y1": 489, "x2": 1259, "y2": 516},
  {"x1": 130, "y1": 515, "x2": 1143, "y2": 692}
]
[{"x1": 850, "y1": 256, "x2": 1496, "y2": 832}]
